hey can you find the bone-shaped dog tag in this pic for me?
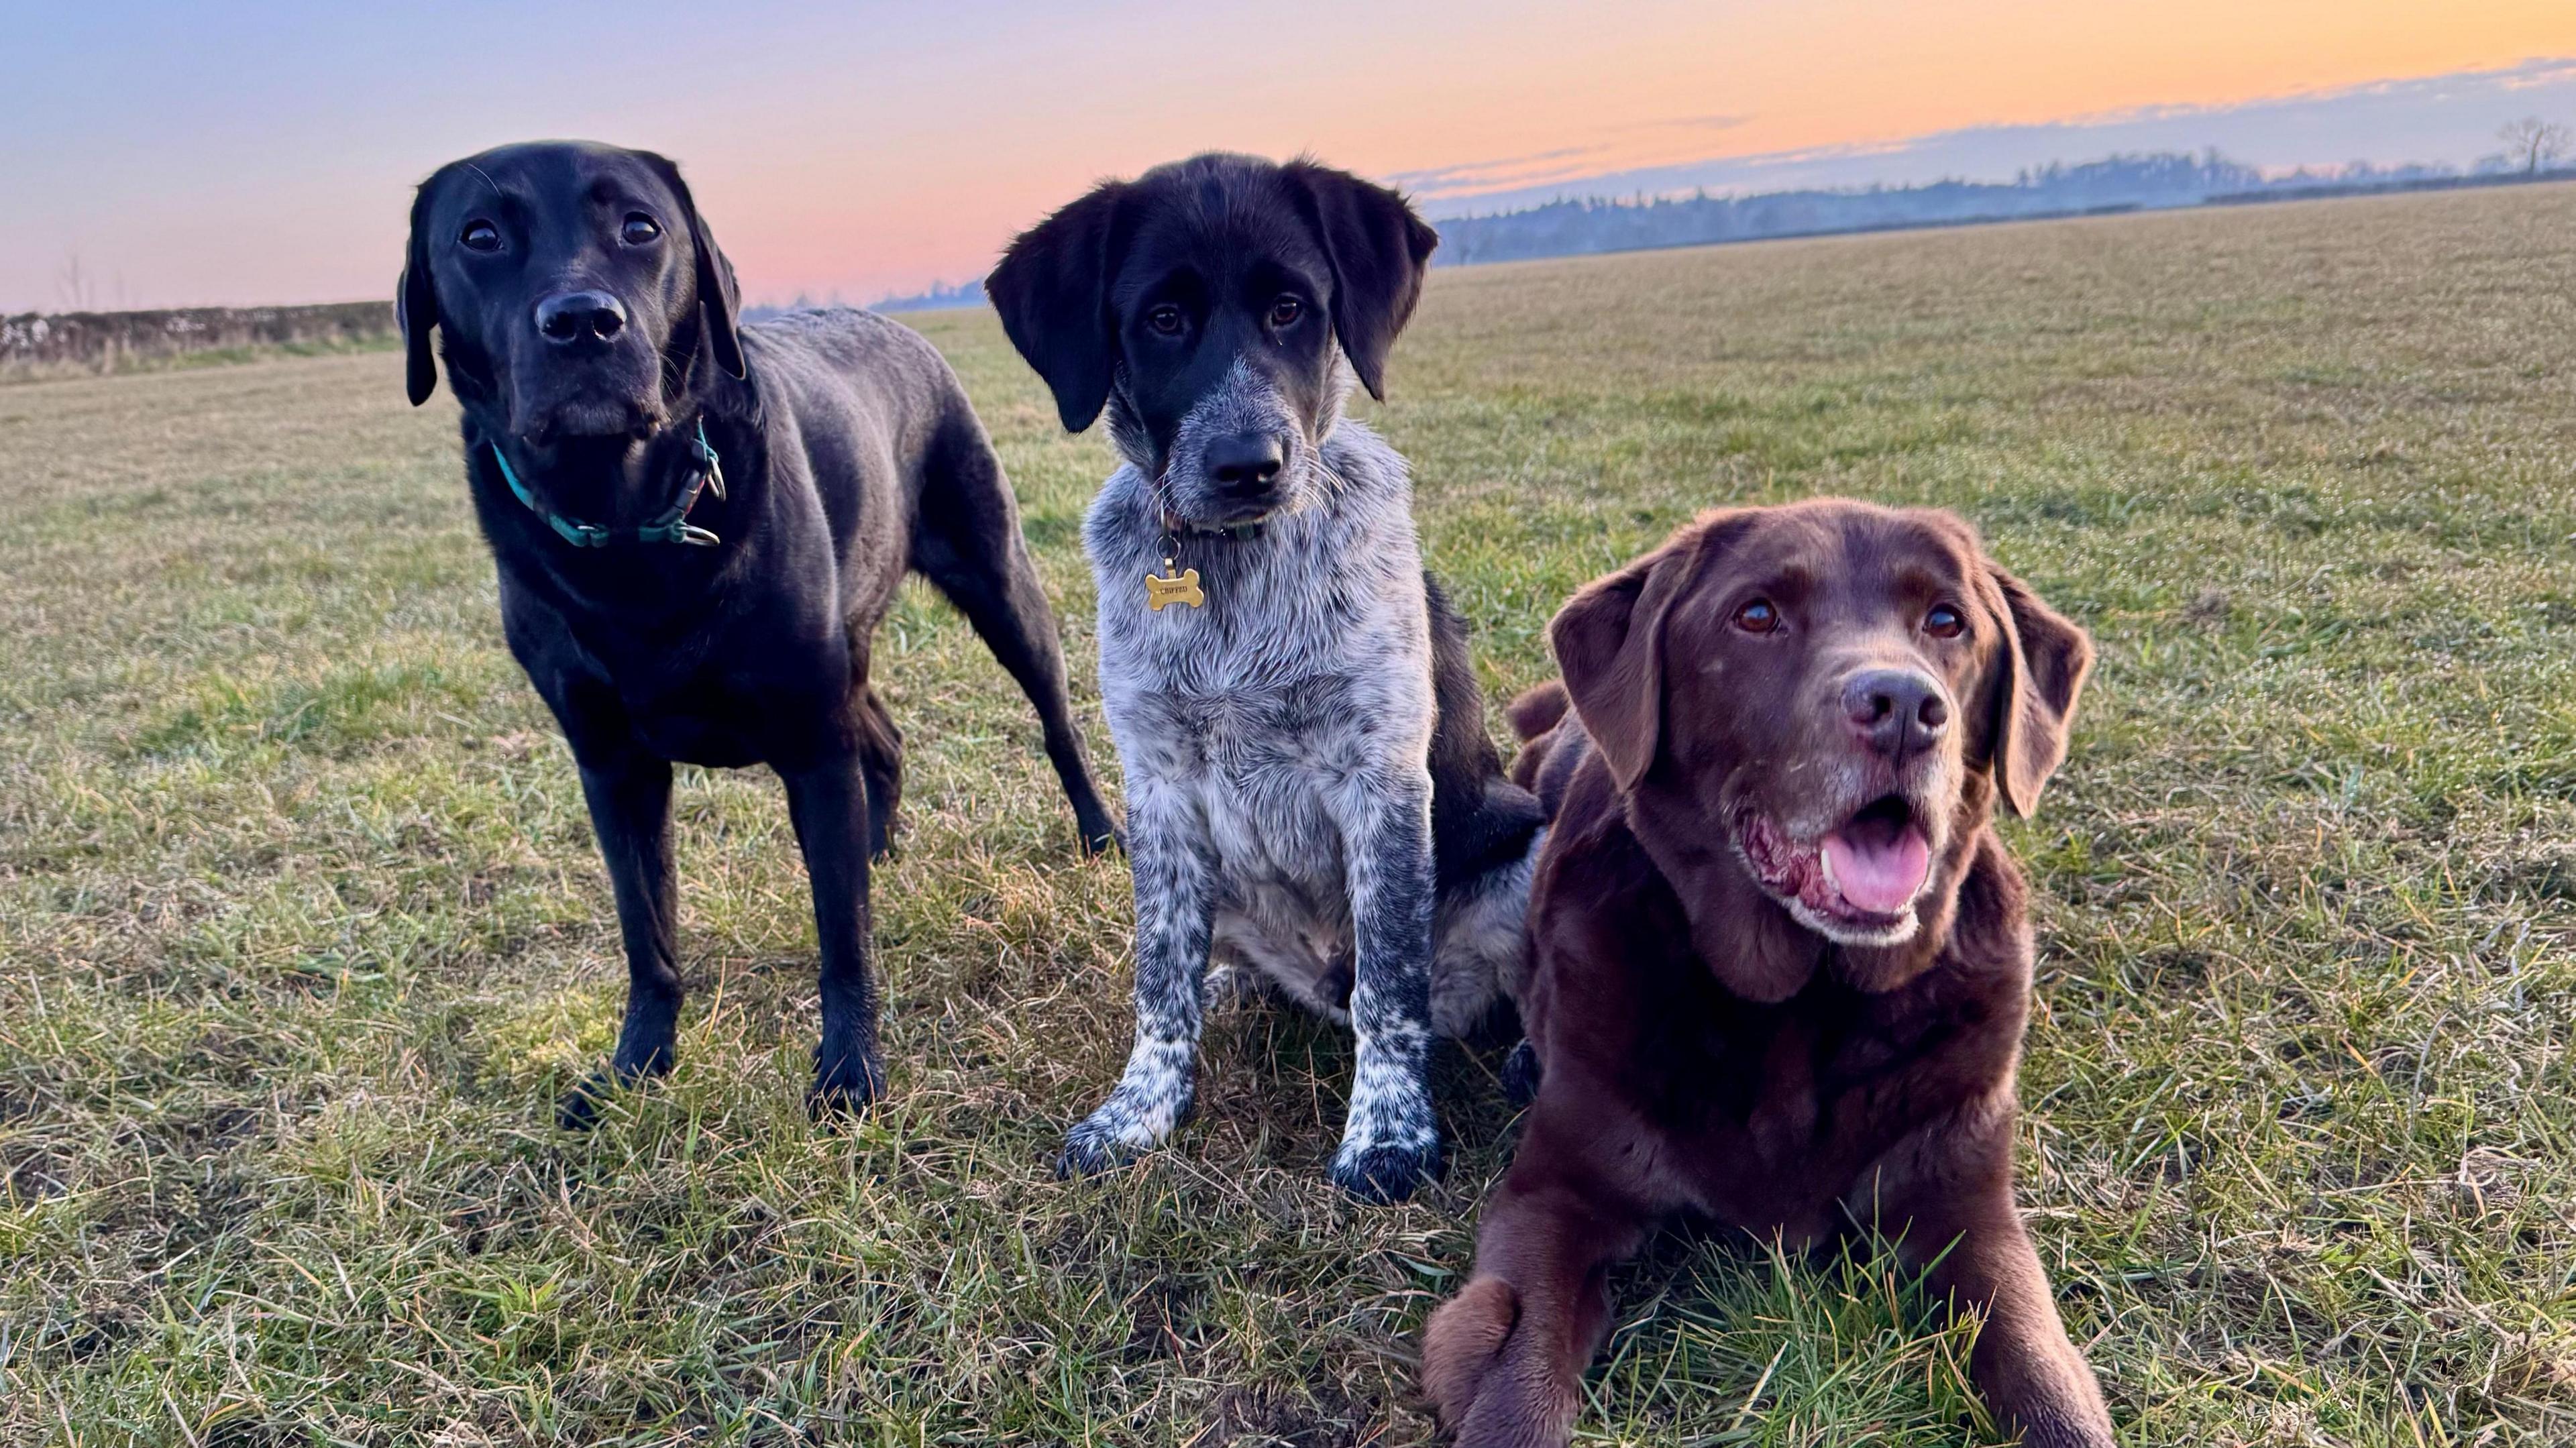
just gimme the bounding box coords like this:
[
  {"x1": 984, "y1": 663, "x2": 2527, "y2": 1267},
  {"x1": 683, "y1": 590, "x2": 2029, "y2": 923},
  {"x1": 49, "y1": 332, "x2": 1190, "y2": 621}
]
[{"x1": 1145, "y1": 565, "x2": 1203, "y2": 612}]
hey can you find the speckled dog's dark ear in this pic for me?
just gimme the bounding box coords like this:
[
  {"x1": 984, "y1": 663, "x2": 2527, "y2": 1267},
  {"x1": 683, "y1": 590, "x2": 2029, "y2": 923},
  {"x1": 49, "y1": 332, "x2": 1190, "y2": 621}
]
[
  {"x1": 989, "y1": 180, "x2": 1130, "y2": 433},
  {"x1": 1283, "y1": 160, "x2": 1440, "y2": 401}
]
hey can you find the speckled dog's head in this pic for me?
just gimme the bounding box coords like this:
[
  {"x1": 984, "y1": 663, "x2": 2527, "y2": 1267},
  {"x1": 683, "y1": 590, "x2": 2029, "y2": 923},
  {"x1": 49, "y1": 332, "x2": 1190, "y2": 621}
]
[{"x1": 988, "y1": 152, "x2": 1438, "y2": 527}]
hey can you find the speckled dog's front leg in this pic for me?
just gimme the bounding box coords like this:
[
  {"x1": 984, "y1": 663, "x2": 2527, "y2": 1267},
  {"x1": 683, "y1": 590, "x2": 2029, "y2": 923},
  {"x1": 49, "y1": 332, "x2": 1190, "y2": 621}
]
[
  {"x1": 1059, "y1": 785, "x2": 1216, "y2": 1176},
  {"x1": 1332, "y1": 765, "x2": 1444, "y2": 1202}
]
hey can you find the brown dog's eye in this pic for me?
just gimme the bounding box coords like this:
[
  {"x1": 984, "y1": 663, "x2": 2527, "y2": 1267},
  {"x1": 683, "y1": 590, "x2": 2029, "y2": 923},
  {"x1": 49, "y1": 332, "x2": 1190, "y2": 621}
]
[
  {"x1": 1269, "y1": 295, "x2": 1303, "y2": 328},
  {"x1": 1146, "y1": 304, "x2": 1185, "y2": 336},
  {"x1": 460, "y1": 220, "x2": 501, "y2": 252},
  {"x1": 621, "y1": 213, "x2": 662, "y2": 245},
  {"x1": 1733, "y1": 598, "x2": 1780, "y2": 634},
  {"x1": 1924, "y1": 604, "x2": 1965, "y2": 638}
]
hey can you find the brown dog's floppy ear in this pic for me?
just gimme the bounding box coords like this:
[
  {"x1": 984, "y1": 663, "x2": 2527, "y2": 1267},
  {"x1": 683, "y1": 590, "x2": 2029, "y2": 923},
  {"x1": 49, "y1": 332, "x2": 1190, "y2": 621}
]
[
  {"x1": 1550, "y1": 520, "x2": 1717, "y2": 791},
  {"x1": 988, "y1": 181, "x2": 1128, "y2": 433},
  {"x1": 1985, "y1": 565, "x2": 2093, "y2": 817},
  {"x1": 1285, "y1": 160, "x2": 1439, "y2": 402},
  {"x1": 398, "y1": 180, "x2": 440, "y2": 406},
  {"x1": 639, "y1": 152, "x2": 745, "y2": 382}
]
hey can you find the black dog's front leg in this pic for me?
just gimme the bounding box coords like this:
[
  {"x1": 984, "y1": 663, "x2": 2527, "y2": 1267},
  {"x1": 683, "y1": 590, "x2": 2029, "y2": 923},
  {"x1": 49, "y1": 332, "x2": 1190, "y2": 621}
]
[
  {"x1": 561, "y1": 749, "x2": 684, "y2": 1129},
  {"x1": 782, "y1": 755, "x2": 885, "y2": 1115}
]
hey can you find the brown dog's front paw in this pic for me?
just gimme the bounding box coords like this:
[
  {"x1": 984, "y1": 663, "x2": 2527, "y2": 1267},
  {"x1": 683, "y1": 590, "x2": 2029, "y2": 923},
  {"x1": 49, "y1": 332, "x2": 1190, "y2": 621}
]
[
  {"x1": 2006, "y1": 1412, "x2": 2116, "y2": 1448},
  {"x1": 1422, "y1": 1278, "x2": 1519, "y2": 1429}
]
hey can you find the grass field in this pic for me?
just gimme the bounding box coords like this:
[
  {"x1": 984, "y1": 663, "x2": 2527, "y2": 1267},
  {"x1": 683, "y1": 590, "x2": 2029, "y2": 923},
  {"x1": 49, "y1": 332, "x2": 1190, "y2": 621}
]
[{"x1": 7, "y1": 182, "x2": 2576, "y2": 1446}]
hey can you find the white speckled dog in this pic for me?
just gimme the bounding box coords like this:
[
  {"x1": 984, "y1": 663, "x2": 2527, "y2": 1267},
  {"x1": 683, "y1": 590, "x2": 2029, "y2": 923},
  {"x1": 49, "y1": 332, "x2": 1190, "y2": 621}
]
[{"x1": 989, "y1": 153, "x2": 1546, "y2": 1201}]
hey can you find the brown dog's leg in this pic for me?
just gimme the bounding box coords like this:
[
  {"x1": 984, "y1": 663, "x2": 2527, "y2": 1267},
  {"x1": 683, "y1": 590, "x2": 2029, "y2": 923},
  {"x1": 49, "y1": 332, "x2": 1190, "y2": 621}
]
[
  {"x1": 1424, "y1": 1168, "x2": 1649, "y2": 1447},
  {"x1": 1872, "y1": 1115, "x2": 2116, "y2": 1448}
]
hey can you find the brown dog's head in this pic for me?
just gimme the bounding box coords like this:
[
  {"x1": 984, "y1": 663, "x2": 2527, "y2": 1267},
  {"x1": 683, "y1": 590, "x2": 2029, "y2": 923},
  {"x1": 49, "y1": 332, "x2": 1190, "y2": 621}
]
[{"x1": 1553, "y1": 500, "x2": 2090, "y2": 978}]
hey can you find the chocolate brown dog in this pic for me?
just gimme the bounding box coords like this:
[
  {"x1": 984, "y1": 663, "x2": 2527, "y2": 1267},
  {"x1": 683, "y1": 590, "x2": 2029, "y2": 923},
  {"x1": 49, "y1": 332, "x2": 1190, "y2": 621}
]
[{"x1": 1424, "y1": 500, "x2": 2113, "y2": 1447}]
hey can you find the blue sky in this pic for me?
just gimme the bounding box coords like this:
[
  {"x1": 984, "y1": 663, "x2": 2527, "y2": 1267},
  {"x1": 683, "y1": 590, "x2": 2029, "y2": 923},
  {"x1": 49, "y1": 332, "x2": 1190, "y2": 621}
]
[{"x1": 5, "y1": 2, "x2": 2572, "y2": 311}]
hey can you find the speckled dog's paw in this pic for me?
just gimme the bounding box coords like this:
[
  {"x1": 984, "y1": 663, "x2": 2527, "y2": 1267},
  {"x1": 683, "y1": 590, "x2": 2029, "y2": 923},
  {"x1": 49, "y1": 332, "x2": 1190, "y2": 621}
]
[
  {"x1": 1055, "y1": 1082, "x2": 1191, "y2": 1179},
  {"x1": 1056, "y1": 1111, "x2": 1150, "y2": 1178},
  {"x1": 1330, "y1": 1134, "x2": 1446, "y2": 1203}
]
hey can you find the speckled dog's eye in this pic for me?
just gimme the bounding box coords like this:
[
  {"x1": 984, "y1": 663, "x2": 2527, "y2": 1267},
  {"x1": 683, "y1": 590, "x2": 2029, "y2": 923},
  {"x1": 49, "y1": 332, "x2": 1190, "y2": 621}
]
[
  {"x1": 1733, "y1": 598, "x2": 1780, "y2": 634},
  {"x1": 1924, "y1": 603, "x2": 1965, "y2": 638},
  {"x1": 1146, "y1": 304, "x2": 1185, "y2": 335}
]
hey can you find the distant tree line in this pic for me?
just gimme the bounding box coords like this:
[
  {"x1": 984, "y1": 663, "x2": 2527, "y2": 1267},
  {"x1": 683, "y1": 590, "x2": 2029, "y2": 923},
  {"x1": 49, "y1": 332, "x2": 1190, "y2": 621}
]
[
  {"x1": 742, "y1": 278, "x2": 985, "y2": 321},
  {"x1": 1430, "y1": 142, "x2": 2567, "y2": 268},
  {"x1": 1, "y1": 302, "x2": 392, "y2": 380}
]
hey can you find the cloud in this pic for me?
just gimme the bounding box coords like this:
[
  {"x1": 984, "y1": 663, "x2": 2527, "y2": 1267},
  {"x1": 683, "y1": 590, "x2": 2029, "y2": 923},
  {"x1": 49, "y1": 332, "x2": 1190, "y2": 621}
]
[
  {"x1": 1387, "y1": 145, "x2": 1615, "y2": 194},
  {"x1": 1627, "y1": 112, "x2": 1756, "y2": 133}
]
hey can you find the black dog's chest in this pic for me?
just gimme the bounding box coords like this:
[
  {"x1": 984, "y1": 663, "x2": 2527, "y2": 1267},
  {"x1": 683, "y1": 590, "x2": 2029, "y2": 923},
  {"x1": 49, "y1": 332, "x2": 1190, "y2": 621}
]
[
  {"x1": 621, "y1": 643, "x2": 847, "y2": 769},
  {"x1": 622, "y1": 691, "x2": 769, "y2": 769},
  {"x1": 513, "y1": 598, "x2": 853, "y2": 771}
]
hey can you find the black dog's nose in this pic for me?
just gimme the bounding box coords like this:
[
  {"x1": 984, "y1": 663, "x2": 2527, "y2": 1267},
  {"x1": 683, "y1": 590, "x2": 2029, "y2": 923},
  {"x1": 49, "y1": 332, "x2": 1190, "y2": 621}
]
[
  {"x1": 1843, "y1": 668, "x2": 1949, "y2": 757},
  {"x1": 1205, "y1": 432, "x2": 1285, "y2": 495},
  {"x1": 535, "y1": 290, "x2": 628, "y2": 345}
]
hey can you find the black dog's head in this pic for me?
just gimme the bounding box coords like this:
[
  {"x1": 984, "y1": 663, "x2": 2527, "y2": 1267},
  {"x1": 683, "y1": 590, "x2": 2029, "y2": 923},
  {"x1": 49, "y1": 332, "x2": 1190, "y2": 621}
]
[
  {"x1": 399, "y1": 141, "x2": 745, "y2": 443},
  {"x1": 987, "y1": 153, "x2": 1438, "y2": 526}
]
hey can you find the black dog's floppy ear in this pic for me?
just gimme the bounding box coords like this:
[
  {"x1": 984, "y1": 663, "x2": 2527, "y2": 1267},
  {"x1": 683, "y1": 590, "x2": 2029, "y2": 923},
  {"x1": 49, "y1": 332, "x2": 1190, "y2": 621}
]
[
  {"x1": 639, "y1": 152, "x2": 746, "y2": 382},
  {"x1": 1982, "y1": 563, "x2": 2093, "y2": 818},
  {"x1": 988, "y1": 180, "x2": 1128, "y2": 433},
  {"x1": 1285, "y1": 160, "x2": 1440, "y2": 402},
  {"x1": 1551, "y1": 514, "x2": 1727, "y2": 793},
  {"x1": 398, "y1": 179, "x2": 440, "y2": 406}
]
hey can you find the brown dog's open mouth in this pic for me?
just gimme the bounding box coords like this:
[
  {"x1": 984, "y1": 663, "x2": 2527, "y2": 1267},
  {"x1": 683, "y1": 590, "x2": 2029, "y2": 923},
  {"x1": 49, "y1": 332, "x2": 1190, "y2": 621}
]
[{"x1": 1737, "y1": 795, "x2": 1931, "y2": 940}]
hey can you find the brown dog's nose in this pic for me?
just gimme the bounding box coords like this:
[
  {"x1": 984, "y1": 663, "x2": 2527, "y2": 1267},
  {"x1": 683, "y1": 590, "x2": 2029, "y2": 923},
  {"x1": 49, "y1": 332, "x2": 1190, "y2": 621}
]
[
  {"x1": 535, "y1": 290, "x2": 628, "y2": 345},
  {"x1": 1844, "y1": 668, "x2": 1949, "y2": 758}
]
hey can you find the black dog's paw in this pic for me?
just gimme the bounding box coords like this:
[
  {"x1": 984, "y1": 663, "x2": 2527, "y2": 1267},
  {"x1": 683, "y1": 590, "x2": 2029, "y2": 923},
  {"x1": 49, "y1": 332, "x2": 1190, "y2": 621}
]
[
  {"x1": 1330, "y1": 1137, "x2": 1446, "y2": 1205},
  {"x1": 807, "y1": 1044, "x2": 886, "y2": 1122},
  {"x1": 1502, "y1": 1040, "x2": 1543, "y2": 1108},
  {"x1": 557, "y1": 1068, "x2": 637, "y2": 1131},
  {"x1": 1077, "y1": 816, "x2": 1125, "y2": 858}
]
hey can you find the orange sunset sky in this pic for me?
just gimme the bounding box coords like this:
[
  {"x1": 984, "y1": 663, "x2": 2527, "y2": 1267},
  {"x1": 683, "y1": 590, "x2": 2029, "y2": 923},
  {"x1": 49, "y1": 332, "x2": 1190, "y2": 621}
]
[{"x1": 7, "y1": 1, "x2": 2575, "y2": 311}]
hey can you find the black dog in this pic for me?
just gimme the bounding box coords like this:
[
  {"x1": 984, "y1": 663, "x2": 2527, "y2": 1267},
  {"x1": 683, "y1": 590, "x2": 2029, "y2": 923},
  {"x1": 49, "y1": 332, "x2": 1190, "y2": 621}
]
[{"x1": 400, "y1": 141, "x2": 1117, "y2": 1123}]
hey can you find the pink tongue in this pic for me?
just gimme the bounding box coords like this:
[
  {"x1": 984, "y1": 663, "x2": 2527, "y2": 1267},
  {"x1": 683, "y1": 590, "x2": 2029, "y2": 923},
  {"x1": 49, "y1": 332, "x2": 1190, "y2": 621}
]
[{"x1": 1822, "y1": 825, "x2": 1930, "y2": 914}]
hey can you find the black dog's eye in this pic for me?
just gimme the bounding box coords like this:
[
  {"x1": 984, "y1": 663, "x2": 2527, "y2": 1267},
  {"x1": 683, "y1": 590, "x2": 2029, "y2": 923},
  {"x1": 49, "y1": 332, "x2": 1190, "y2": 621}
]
[
  {"x1": 621, "y1": 213, "x2": 662, "y2": 245},
  {"x1": 1733, "y1": 598, "x2": 1780, "y2": 634},
  {"x1": 1269, "y1": 295, "x2": 1303, "y2": 328},
  {"x1": 1924, "y1": 603, "x2": 1965, "y2": 639},
  {"x1": 1145, "y1": 304, "x2": 1185, "y2": 336},
  {"x1": 460, "y1": 219, "x2": 501, "y2": 252}
]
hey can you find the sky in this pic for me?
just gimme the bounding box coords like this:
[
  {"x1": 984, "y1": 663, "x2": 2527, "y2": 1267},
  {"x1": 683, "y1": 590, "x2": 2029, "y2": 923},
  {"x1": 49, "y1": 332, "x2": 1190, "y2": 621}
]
[{"x1": 5, "y1": 1, "x2": 2575, "y2": 313}]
